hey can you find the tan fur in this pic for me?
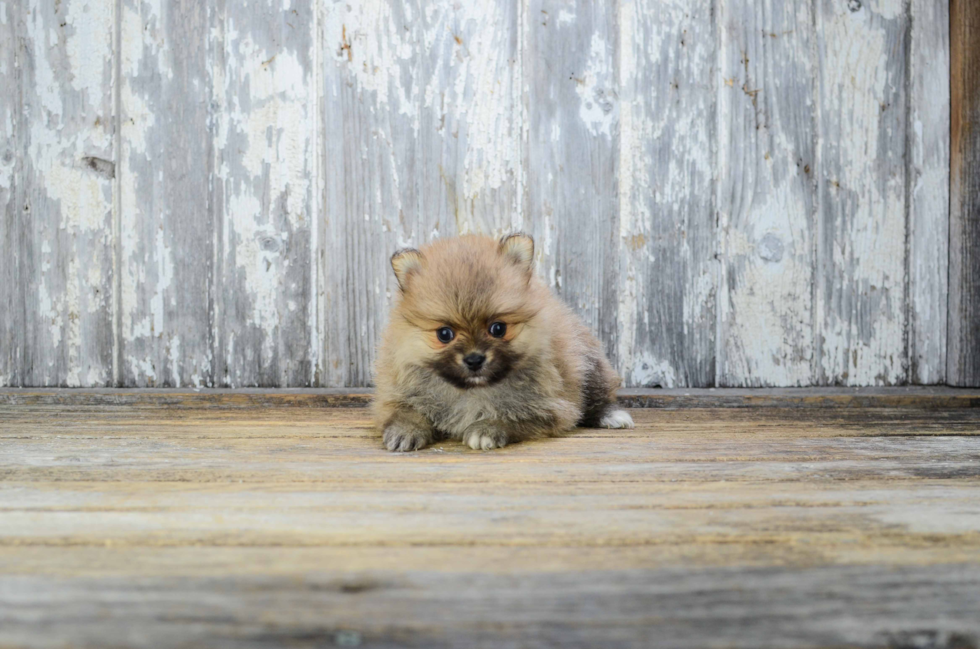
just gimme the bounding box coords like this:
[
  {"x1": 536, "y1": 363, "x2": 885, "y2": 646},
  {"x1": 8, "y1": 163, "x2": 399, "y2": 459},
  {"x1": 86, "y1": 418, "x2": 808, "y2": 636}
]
[{"x1": 374, "y1": 234, "x2": 627, "y2": 452}]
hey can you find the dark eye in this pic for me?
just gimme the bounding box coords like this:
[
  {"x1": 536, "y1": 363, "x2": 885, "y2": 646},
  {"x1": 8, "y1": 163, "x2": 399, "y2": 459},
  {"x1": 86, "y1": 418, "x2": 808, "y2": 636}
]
[
  {"x1": 436, "y1": 327, "x2": 455, "y2": 343},
  {"x1": 489, "y1": 322, "x2": 506, "y2": 338}
]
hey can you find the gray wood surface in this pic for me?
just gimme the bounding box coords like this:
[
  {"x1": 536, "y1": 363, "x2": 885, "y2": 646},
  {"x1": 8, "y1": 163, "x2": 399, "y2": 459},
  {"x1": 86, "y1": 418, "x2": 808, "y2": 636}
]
[
  {"x1": 526, "y1": 0, "x2": 621, "y2": 369},
  {"x1": 0, "y1": 0, "x2": 957, "y2": 388},
  {"x1": 1, "y1": 567, "x2": 978, "y2": 649},
  {"x1": 0, "y1": 1, "x2": 23, "y2": 386},
  {"x1": 117, "y1": 0, "x2": 213, "y2": 387},
  {"x1": 1, "y1": 402, "x2": 978, "y2": 647},
  {"x1": 3, "y1": 386, "x2": 980, "y2": 409},
  {"x1": 909, "y1": 0, "x2": 950, "y2": 385},
  {"x1": 1, "y1": 0, "x2": 116, "y2": 387},
  {"x1": 617, "y1": 0, "x2": 716, "y2": 388},
  {"x1": 814, "y1": 0, "x2": 908, "y2": 386},
  {"x1": 211, "y1": 0, "x2": 318, "y2": 387},
  {"x1": 321, "y1": 0, "x2": 423, "y2": 387},
  {"x1": 418, "y1": 0, "x2": 524, "y2": 240},
  {"x1": 949, "y1": 0, "x2": 980, "y2": 387},
  {"x1": 716, "y1": 0, "x2": 815, "y2": 386}
]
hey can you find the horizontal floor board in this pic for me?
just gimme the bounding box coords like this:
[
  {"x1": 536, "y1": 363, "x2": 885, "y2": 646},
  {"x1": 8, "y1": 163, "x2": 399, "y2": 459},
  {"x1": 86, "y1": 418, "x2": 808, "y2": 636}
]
[
  {"x1": 2, "y1": 387, "x2": 980, "y2": 409},
  {"x1": 1, "y1": 566, "x2": 979, "y2": 649},
  {"x1": 1, "y1": 403, "x2": 978, "y2": 648}
]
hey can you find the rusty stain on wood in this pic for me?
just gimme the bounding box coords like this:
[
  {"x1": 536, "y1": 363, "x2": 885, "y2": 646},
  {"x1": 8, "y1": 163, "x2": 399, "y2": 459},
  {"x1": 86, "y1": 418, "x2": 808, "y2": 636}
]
[{"x1": 949, "y1": 0, "x2": 980, "y2": 386}]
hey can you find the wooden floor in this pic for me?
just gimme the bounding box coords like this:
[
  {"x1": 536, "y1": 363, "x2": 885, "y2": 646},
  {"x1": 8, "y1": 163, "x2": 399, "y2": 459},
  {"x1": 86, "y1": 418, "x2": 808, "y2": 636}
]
[{"x1": 1, "y1": 390, "x2": 980, "y2": 649}]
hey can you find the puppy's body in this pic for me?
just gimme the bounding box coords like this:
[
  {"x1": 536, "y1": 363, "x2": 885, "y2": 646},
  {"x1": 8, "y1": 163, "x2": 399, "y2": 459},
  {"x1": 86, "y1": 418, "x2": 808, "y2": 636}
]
[{"x1": 374, "y1": 234, "x2": 632, "y2": 451}]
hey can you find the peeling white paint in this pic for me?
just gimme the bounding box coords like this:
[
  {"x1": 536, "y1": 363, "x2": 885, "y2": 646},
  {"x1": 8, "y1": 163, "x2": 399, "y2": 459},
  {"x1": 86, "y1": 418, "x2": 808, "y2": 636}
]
[
  {"x1": 714, "y1": 0, "x2": 815, "y2": 387},
  {"x1": 11, "y1": 0, "x2": 115, "y2": 386},
  {"x1": 212, "y1": 2, "x2": 318, "y2": 386},
  {"x1": 1, "y1": 0, "x2": 949, "y2": 389},
  {"x1": 615, "y1": 0, "x2": 715, "y2": 386},
  {"x1": 324, "y1": 0, "x2": 418, "y2": 122},
  {"x1": 574, "y1": 32, "x2": 617, "y2": 139},
  {"x1": 817, "y1": 0, "x2": 907, "y2": 385},
  {"x1": 616, "y1": 0, "x2": 640, "y2": 382},
  {"x1": 907, "y1": 0, "x2": 950, "y2": 384},
  {"x1": 630, "y1": 351, "x2": 679, "y2": 389},
  {"x1": 419, "y1": 0, "x2": 522, "y2": 237}
]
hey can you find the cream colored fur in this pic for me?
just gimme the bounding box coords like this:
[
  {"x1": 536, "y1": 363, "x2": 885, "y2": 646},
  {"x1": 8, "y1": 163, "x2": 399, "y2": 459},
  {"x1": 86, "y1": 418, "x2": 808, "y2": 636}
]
[{"x1": 374, "y1": 234, "x2": 629, "y2": 452}]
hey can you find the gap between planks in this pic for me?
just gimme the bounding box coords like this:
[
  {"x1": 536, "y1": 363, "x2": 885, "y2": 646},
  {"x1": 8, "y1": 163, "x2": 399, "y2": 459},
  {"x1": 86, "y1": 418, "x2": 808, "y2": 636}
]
[{"x1": 0, "y1": 387, "x2": 978, "y2": 409}]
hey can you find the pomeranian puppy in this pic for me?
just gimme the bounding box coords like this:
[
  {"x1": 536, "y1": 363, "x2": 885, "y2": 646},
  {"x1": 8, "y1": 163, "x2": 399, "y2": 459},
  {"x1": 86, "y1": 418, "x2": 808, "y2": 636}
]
[{"x1": 373, "y1": 233, "x2": 634, "y2": 452}]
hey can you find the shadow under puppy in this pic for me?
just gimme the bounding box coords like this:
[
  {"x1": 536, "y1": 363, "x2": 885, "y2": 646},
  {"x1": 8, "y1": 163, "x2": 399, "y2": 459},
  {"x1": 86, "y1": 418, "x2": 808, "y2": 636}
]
[{"x1": 374, "y1": 233, "x2": 634, "y2": 452}]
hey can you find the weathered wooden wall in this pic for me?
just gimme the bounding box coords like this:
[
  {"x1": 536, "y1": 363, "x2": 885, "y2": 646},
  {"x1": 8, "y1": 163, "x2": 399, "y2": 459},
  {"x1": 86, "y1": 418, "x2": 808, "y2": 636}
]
[
  {"x1": 0, "y1": 0, "x2": 955, "y2": 388},
  {"x1": 950, "y1": 0, "x2": 980, "y2": 386}
]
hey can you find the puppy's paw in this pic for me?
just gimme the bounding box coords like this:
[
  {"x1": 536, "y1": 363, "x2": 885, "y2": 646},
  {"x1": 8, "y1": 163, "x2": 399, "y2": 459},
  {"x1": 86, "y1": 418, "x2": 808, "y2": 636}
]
[
  {"x1": 463, "y1": 426, "x2": 508, "y2": 451},
  {"x1": 383, "y1": 422, "x2": 431, "y2": 452},
  {"x1": 599, "y1": 408, "x2": 634, "y2": 429}
]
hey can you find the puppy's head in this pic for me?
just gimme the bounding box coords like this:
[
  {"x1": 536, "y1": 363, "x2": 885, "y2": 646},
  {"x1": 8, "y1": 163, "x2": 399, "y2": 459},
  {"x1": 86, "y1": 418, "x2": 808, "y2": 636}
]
[{"x1": 389, "y1": 233, "x2": 541, "y2": 389}]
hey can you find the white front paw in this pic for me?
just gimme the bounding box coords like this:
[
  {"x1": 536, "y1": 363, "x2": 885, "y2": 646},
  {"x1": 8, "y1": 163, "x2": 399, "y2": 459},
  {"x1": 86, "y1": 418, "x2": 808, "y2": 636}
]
[
  {"x1": 463, "y1": 428, "x2": 508, "y2": 451},
  {"x1": 599, "y1": 409, "x2": 634, "y2": 429}
]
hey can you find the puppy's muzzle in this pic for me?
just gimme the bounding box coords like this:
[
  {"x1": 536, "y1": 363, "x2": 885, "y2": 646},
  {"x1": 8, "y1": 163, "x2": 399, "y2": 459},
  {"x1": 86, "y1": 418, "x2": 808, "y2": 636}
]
[{"x1": 463, "y1": 353, "x2": 486, "y2": 372}]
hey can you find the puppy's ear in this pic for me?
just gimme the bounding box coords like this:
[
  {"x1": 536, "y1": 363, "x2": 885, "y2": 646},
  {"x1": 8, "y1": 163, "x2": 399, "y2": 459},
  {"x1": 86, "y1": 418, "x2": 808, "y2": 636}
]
[
  {"x1": 499, "y1": 233, "x2": 534, "y2": 274},
  {"x1": 391, "y1": 248, "x2": 424, "y2": 291}
]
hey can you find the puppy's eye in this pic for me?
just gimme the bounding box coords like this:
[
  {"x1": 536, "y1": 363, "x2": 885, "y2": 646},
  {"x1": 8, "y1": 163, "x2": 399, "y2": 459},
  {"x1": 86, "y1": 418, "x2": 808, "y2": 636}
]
[
  {"x1": 488, "y1": 322, "x2": 506, "y2": 338},
  {"x1": 436, "y1": 327, "x2": 455, "y2": 343}
]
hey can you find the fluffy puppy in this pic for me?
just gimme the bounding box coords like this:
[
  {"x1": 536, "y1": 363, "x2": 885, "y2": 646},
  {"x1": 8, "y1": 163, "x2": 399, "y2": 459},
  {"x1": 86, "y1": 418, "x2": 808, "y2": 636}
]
[{"x1": 373, "y1": 233, "x2": 634, "y2": 452}]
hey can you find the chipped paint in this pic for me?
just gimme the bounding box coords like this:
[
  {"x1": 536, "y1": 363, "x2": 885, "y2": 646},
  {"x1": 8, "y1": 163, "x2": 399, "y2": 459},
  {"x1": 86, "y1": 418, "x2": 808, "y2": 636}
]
[
  {"x1": 419, "y1": 0, "x2": 522, "y2": 236},
  {"x1": 0, "y1": 0, "x2": 952, "y2": 388},
  {"x1": 118, "y1": 0, "x2": 212, "y2": 387},
  {"x1": 574, "y1": 32, "x2": 618, "y2": 139},
  {"x1": 715, "y1": 0, "x2": 814, "y2": 387},
  {"x1": 907, "y1": 0, "x2": 949, "y2": 384},
  {"x1": 815, "y1": 0, "x2": 907, "y2": 385},
  {"x1": 0, "y1": 0, "x2": 115, "y2": 386},
  {"x1": 616, "y1": 0, "x2": 715, "y2": 387},
  {"x1": 213, "y1": 2, "x2": 317, "y2": 387}
]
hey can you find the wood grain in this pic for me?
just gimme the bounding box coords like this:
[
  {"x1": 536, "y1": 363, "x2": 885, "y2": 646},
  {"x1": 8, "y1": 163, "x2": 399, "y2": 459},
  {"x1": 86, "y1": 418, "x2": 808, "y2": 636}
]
[
  {"x1": 815, "y1": 0, "x2": 909, "y2": 385},
  {"x1": 949, "y1": 0, "x2": 980, "y2": 387},
  {"x1": 0, "y1": 1, "x2": 960, "y2": 388},
  {"x1": 526, "y1": 0, "x2": 621, "y2": 368},
  {"x1": 3, "y1": 387, "x2": 980, "y2": 410},
  {"x1": 908, "y1": 0, "x2": 950, "y2": 385},
  {"x1": 0, "y1": 403, "x2": 978, "y2": 647},
  {"x1": 616, "y1": 0, "x2": 716, "y2": 388},
  {"x1": 211, "y1": 0, "x2": 318, "y2": 387},
  {"x1": 418, "y1": 0, "x2": 524, "y2": 239},
  {"x1": 716, "y1": 0, "x2": 815, "y2": 386},
  {"x1": 0, "y1": 0, "x2": 116, "y2": 387},
  {"x1": 118, "y1": 0, "x2": 213, "y2": 387},
  {"x1": 320, "y1": 0, "x2": 423, "y2": 387},
  {"x1": 0, "y1": 0, "x2": 23, "y2": 386}
]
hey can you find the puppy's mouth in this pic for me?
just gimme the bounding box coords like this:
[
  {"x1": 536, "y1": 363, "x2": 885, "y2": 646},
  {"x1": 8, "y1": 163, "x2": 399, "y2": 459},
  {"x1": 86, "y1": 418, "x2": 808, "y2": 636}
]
[
  {"x1": 426, "y1": 349, "x2": 520, "y2": 390},
  {"x1": 426, "y1": 361, "x2": 507, "y2": 390}
]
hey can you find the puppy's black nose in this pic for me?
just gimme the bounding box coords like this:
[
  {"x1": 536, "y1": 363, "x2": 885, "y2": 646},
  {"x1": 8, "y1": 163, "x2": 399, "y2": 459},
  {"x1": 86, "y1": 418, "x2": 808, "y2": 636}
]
[{"x1": 463, "y1": 353, "x2": 486, "y2": 371}]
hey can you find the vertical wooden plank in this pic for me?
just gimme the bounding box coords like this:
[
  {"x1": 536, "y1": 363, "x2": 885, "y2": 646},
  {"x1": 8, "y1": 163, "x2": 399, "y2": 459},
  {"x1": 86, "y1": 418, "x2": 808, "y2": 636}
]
[
  {"x1": 417, "y1": 0, "x2": 524, "y2": 239},
  {"x1": 949, "y1": 0, "x2": 980, "y2": 386},
  {"x1": 908, "y1": 0, "x2": 949, "y2": 385},
  {"x1": 617, "y1": 0, "x2": 716, "y2": 387},
  {"x1": 815, "y1": 0, "x2": 908, "y2": 385},
  {"x1": 526, "y1": 0, "x2": 621, "y2": 368},
  {"x1": 118, "y1": 0, "x2": 213, "y2": 387},
  {"x1": 0, "y1": 0, "x2": 115, "y2": 386},
  {"x1": 321, "y1": 0, "x2": 422, "y2": 386},
  {"x1": 211, "y1": 0, "x2": 317, "y2": 387},
  {"x1": 0, "y1": 0, "x2": 23, "y2": 385},
  {"x1": 715, "y1": 0, "x2": 815, "y2": 386}
]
